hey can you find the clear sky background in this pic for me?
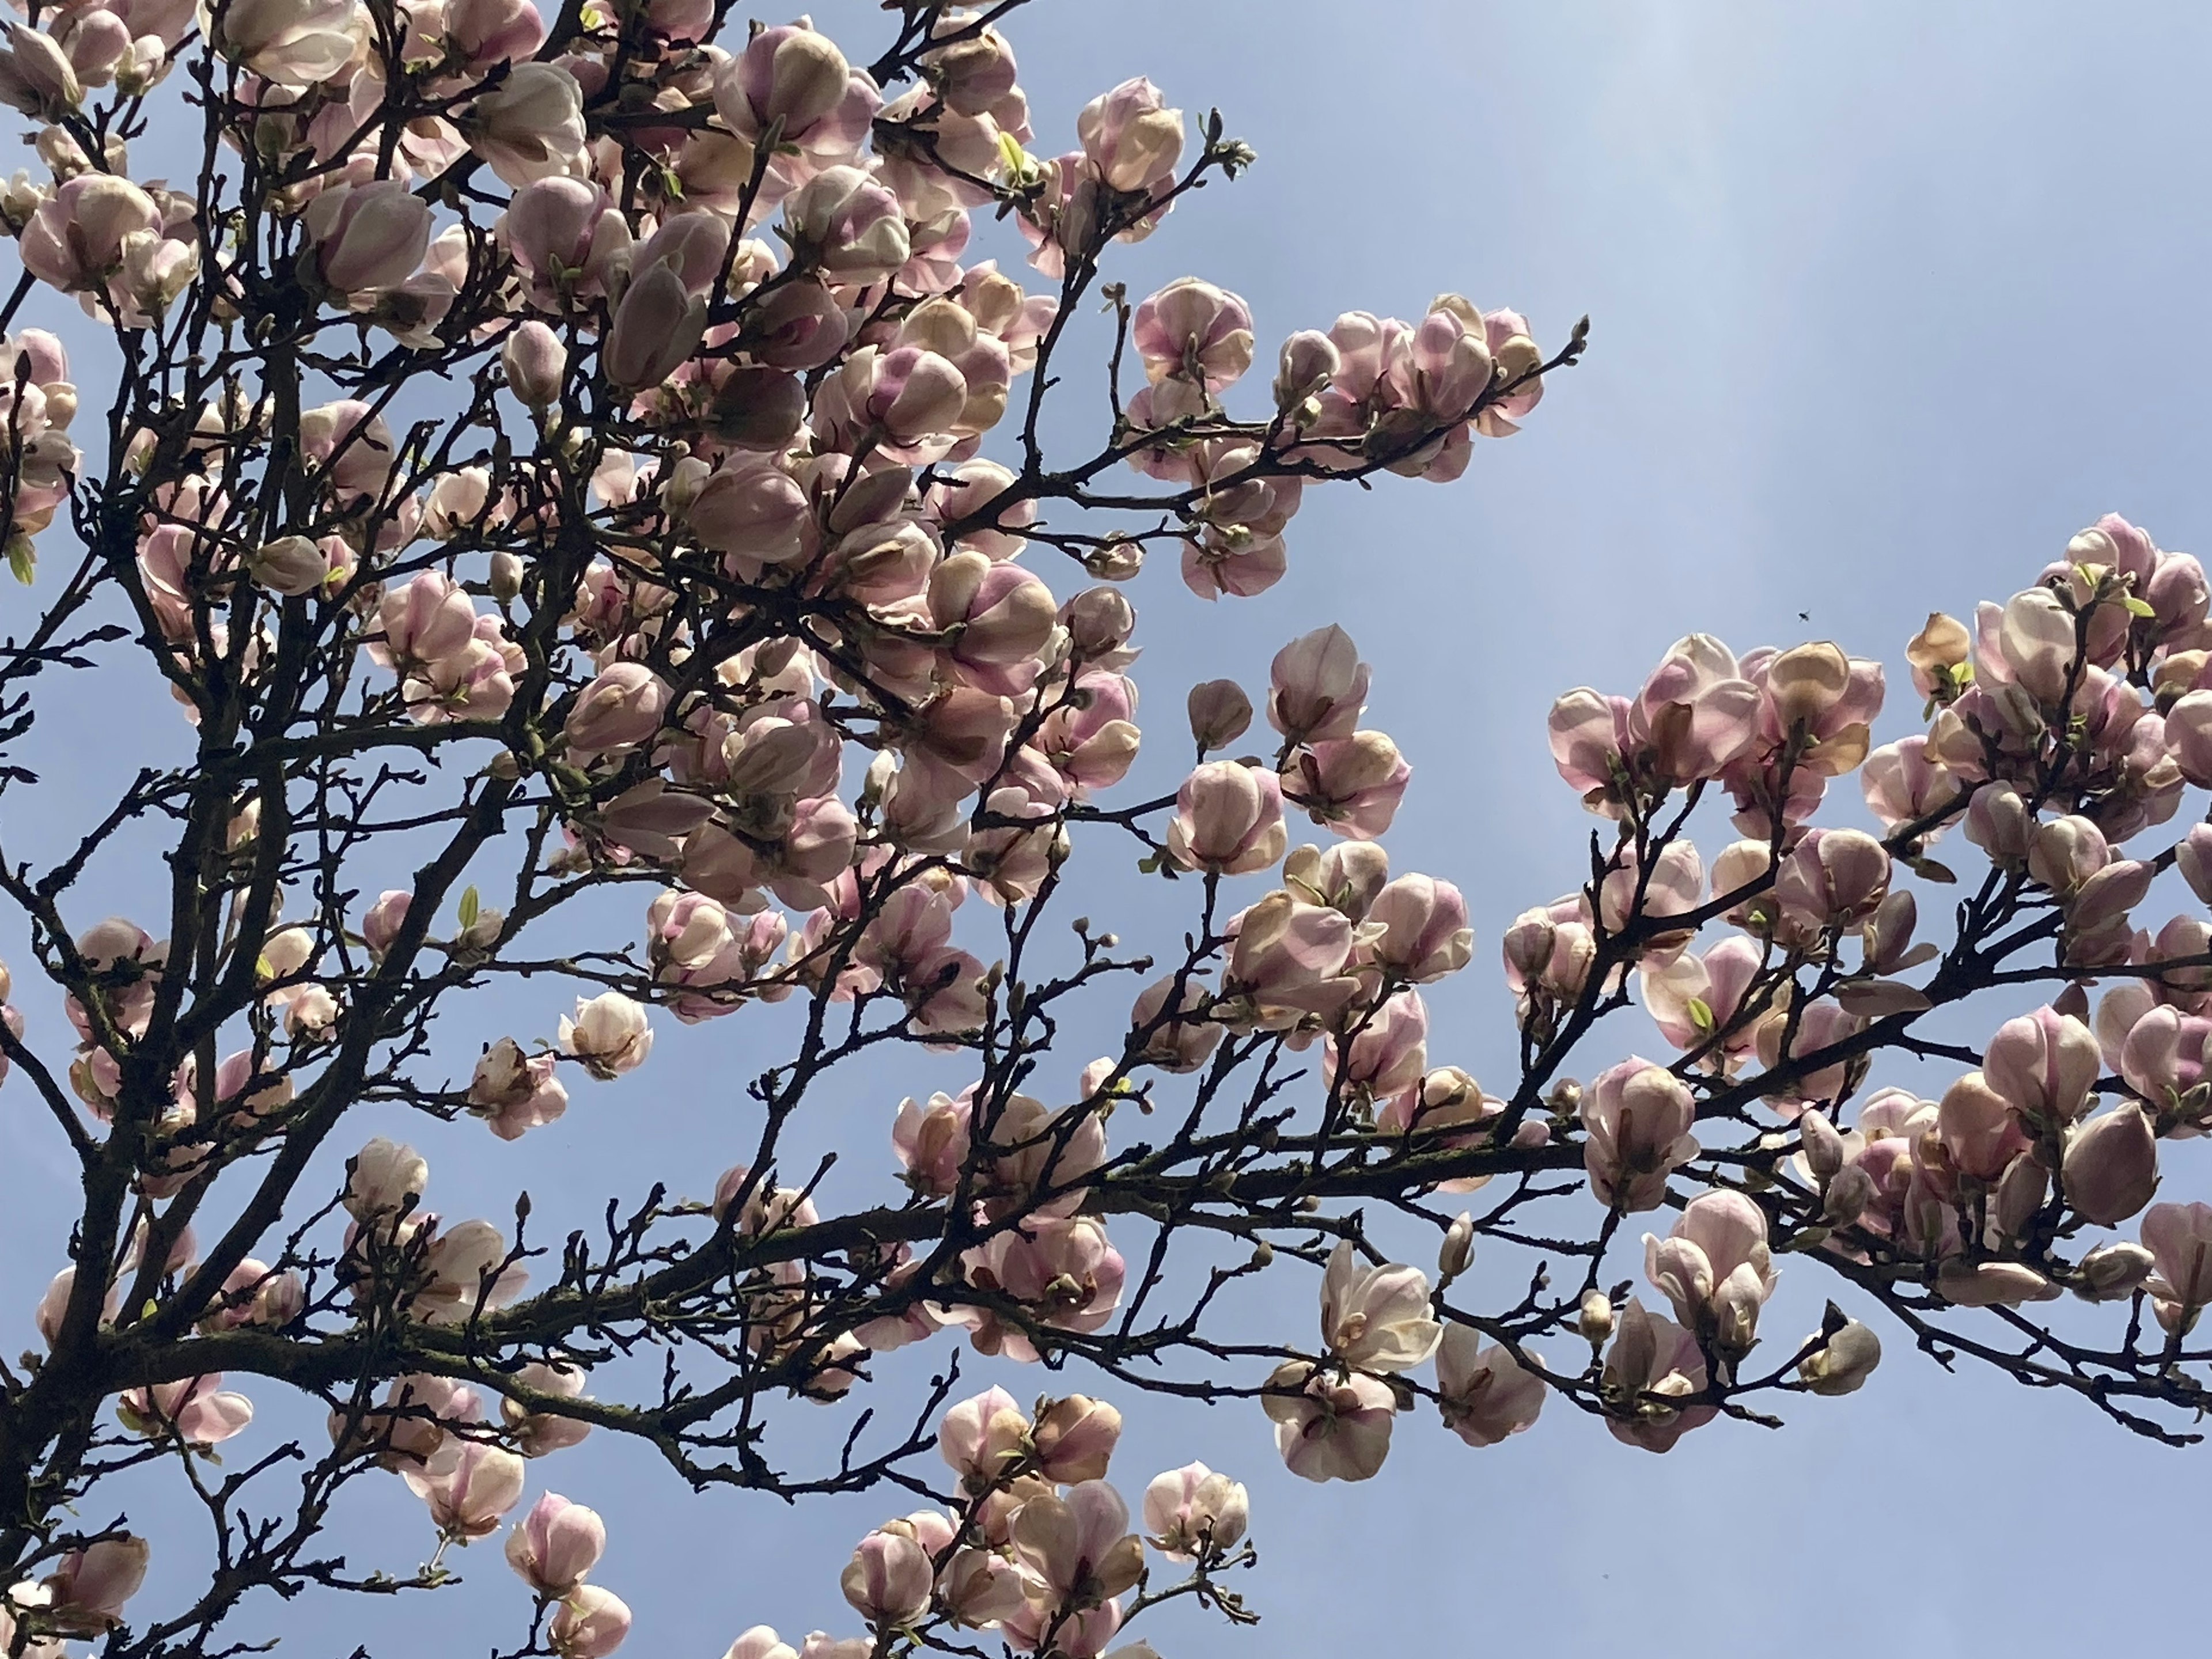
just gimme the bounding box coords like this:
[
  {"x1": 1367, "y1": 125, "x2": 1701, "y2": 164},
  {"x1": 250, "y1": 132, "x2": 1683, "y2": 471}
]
[{"x1": 9, "y1": 3, "x2": 2212, "y2": 1656}]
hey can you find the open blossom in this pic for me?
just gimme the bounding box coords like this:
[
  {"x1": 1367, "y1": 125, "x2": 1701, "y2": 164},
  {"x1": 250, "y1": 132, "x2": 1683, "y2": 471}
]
[
  {"x1": 1319, "y1": 1240, "x2": 1441, "y2": 1372},
  {"x1": 1010, "y1": 1480, "x2": 1145, "y2": 1606},
  {"x1": 559, "y1": 993, "x2": 653, "y2": 1078},
  {"x1": 1642, "y1": 1191, "x2": 1777, "y2": 1358},
  {"x1": 1435, "y1": 1325, "x2": 1547, "y2": 1446},
  {"x1": 1262, "y1": 1360, "x2": 1396, "y2": 1483},
  {"x1": 468, "y1": 1038, "x2": 569, "y2": 1139},
  {"x1": 1132, "y1": 278, "x2": 1253, "y2": 391},
  {"x1": 404, "y1": 1441, "x2": 527, "y2": 1540},
  {"x1": 117, "y1": 1374, "x2": 253, "y2": 1447},
  {"x1": 1601, "y1": 1300, "x2": 1714, "y2": 1453},
  {"x1": 1142, "y1": 1463, "x2": 1248, "y2": 1560}
]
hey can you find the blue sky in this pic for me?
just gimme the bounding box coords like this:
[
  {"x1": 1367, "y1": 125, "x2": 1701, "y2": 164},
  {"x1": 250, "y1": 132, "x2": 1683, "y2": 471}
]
[{"x1": 10, "y1": 4, "x2": 2212, "y2": 1656}]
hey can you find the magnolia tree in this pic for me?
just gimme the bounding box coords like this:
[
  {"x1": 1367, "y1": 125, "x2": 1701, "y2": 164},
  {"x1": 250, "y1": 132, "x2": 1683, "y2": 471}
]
[{"x1": 1, "y1": 0, "x2": 2211, "y2": 1654}]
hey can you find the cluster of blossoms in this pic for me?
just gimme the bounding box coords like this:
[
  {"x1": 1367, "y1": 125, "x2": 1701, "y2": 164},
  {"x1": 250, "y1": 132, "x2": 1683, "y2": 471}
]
[
  {"x1": 13, "y1": 0, "x2": 2212, "y2": 1655},
  {"x1": 732, "y1": 1387, "x2": 1249, "y2": 1659}
]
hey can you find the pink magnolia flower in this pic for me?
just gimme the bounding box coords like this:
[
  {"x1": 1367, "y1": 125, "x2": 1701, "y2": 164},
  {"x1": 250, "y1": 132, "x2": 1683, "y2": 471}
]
[
  {"x1": 550, "y1": 1585, "x2": 632, "y2": 1658},
  {"x1": 892, "y1": 1089, "x2": 973, "y2": 1197},
  {"x1": 1010, "y1": 1480, "x2": 1144, "y2": 1605},
  {"x1": 1318, "y1": 1240, "x2": 1440, "y2": 1372},
  {"x1": 1363, "y1": 874, "x2": 1473, "y2": 982},
  {"x1": 786, "y1": 165, "x2": 910, "y2": 282},
  {"x1": 1261, "y1": 1359, "x2": 1395, "y2": 1483},
  {"x1": 711, "y1": 21, "x2": 877, "y2": 175},
  {"x1": 2143, "y1": 1200, "x2": 2212, "y2": 1334},
  {"x1": 1638, "y1": 935, "x2": 1763, "y2": 1068},
  {"x1": 42, "y1": 1534, "x2": 149, "y2": 1635},
  {"x1": 559, "y1": 993, "x2": 653, "y2": 1078},
  {"x1": 203, "y1": 0, "x2": 361, "y2": 85},
  {"x1": 1601, "y1": 1299, "x2": 1714, "y2": 1453},
  {"x1": 1187, "y1": 679, "x2": 1254, "y2": 752},
  {"x1": 1434, "y1": 1325, "x2": 1547, "y2": 1447},
  {"x1": 344, "y1": 1135, "x2": 427, "y2": 1219},
  {"x1": 1325, "y1": 988, "x2": 1428, "y2": 1105},
  {"x1": 1165, "y1": 761, "x2": 1285, "y2": 874},
  {"x1": 466, "y1": 62, "x2": 586, "y2": 187},
  {"x1": 1218, "y1": 890, "x2": 1358, "y2": 1028},
  {"x1": 1030, "y1": 1394, "x2": 1122, "y2": 1483},
  {"x1": 116, "y1": 1373, "x2": 253, "y2": 1447},
  {"x1": 502, "y1": 1361, "x2": 594, "y2": 1457},
  {"x1": 467, "y1": 1038, "x2": 569, "y2": 1140},
  {"x1": 1642, "y1": 1190, "x2": 1777, "y2": 1357},
  {"x1": 936, "y1": 1385, "x2": 1028, "y2": 1488},
  {"x1": 1077, "y1": 76, "x2": 1183, "y2": 195},
  {"x1": 1142, "y1": 1462, "x2": 1249, "y2": 1560},
  {"x1": 303, "y1": 178, "x2": 430, "y2": 298},
  {"x1": 1580, "y1": 1059, "x2": 1699, "y2": 1211},
  {"x1": 1862, "y1": 734, "x2": 1962, "y2": 836},
  {"x1": 1132, "y1": 277, "x2": 1253, "y2": 391},
  {"x1": 1772, "y1": 827, "x2": 1891, "y2": 930},
  {"x1": 404, "y1": 1441, "x2": 527, "y2": 1540},
  {"x1": 503, "y1": 319, "x2": 567, "y2": 408},
  {"x1": 506, "y1": 1493, "x2": 606, "y2": 1596},
  {"x1": 959, "y1": 1217, "x2": 1125, "y2": 1361},
  {"x1": 608, "y1": 257, "x2": 710, "y2": 389},
  {"x1": 927, "y1": 551, "x2": 1056, "y2": 692},
  {"x1": 1127, "y1": 975, "x2": 1224, "y2": 1073},
  {"x1": 1983, "y1": 1005, "x2": 2100, "y2": 1128},
  {"x1": 1267, "y1": 624, "x2": 1368, "y2": 744},
  {"x1": 840, "y1": 1530, "x2": 932, "y2": 1624},
  {"x1": 1282, "y1": 730, "x2": 1411, "y2": 840},
  {"x1": 1934, "y1": 1071, "x2": 2032, "y2": 1184},
  {"x1": 2062, "y1": 1104, "x2": 2159, "y2": 1225}
]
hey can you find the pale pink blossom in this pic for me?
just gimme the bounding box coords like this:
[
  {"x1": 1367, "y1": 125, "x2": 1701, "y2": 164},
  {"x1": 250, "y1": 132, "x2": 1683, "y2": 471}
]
[
  {"x1": 1434, "y1": 1325, "x2": 1547, "y2": 1446},
  {"x1": 1580, "y1": 1059, "x2": 1699, "y2": 1211},
  {"x1": 506, "y1": 1493, "x2": 606, "y2": 1596},
  {"x1": 1142, "y1": 1462, "x2": 1249, "y2": 1560},
  {"x1": 559, "y1": 993, "x2": 653, "y2": 1078},
  {"x1": 1318, "y1": 1240, "x2": 1440, "y2": 1372},
  {"x1": 550, "y1": 1585, "x2": 632, "y2": 1658},
  {"x1": 1261, "y1": 1359, "x2": 1395, "y2": 1483}
]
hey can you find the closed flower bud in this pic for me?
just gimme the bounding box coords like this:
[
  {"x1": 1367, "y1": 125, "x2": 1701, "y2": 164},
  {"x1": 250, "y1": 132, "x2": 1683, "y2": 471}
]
[
  {"x1": 1577, "y1": 1290, "x2": 1614, "y2": 1343},
  {"x1": 1187, "y1": 679, "x2": 1253, "y2": 752},
  {"x1": 2062, "y1": 1103, "x2": 2160, "y2": 1225},
  {"x1": 1798, "y1": 1320, "x2": 1881, "y2": 1395},
  {"x1": 505, "y1": 1493, "x2": 606, "y2": 1597},
  {"x1": 503, "y1": 319, "x2": 566, "y2": 410},
  {"x1": 1438, "y1": 1211, "x2": 1475, "y2": 1281},
  {"x1": 246, "y1": 534, "x2": 328, "y2": 597}
]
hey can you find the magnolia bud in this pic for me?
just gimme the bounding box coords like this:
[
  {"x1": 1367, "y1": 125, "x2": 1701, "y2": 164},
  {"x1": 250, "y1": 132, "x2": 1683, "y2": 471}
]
[
  {"x1": 1438, "y1": 1212, "x2": 1474, "y2": 1281},
  {"x1": 245, "y1": 535, "x2": 328, "y2": 598},
  {"x1": 1187, "y1": 679, "x2": 1253, "y2": 752},
  {"x1": 489, "y1": 550, "x2": 524, "y2": 603},
  {"x1": 503, "y1": 319, "x2": 566, "y2": 410},
  {"x1": 1799, "y1": 1111, "x2": 1845, "y2": 1181},
  {"x1": 1577, "y1": 1290, "x2": 1614, "y2": 1344},
  {"x1": 1823, "y1": 1164, "x2": 1875, "y2": 1226},
  {"x1": 2077, "y1": 1240, "x2": 2157, "y2": 1301},
  {"x1": 1798, "y1": 1320, "x2": 1881, "y2": 1395}
]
